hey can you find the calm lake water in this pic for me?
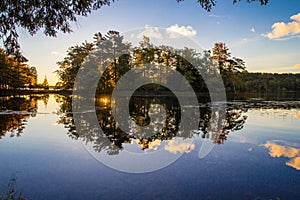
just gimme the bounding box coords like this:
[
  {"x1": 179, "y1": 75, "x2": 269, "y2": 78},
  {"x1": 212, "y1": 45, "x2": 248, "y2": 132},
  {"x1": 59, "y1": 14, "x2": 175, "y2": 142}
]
[{"x1": 0, "y1": 94, "x2": 299, "y2": 199}]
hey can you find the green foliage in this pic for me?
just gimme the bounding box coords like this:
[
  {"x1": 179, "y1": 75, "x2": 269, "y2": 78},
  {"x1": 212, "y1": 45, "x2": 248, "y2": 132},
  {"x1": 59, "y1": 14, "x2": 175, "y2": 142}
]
[
  {"x1": 55, "y1": 41, "x2": 93, "y2": 89},
  {"x1": 236, "y1": 72, "x2": 300, "y2": 93},
  {"x1": 0, "y1": 49, "x2": 38, "y2": 89},
  {"x1": 56, "y1": 32, "x2": 300, "y2": 95},
  {"x1": 0, "y1": 0, "x2": 115, "y2": 61},
  {"x1": 56, "y1": 31, "x2": 212, "y2": 93},
  {"x1": 211, "y1": 42, "x2": 246, "y2": 93},
  {"x1": 56, "y1": 31, "x2": 131, "y2": 91}
]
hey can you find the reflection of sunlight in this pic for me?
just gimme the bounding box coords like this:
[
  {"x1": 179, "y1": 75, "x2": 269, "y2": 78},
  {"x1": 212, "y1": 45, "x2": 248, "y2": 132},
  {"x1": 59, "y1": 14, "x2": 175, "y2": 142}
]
[
  {"x1": 263, "y1": 141, "x2": 300, "y2": 171},
  {"x1": 294, "y1": 113, "x2": 300, "y2": 119},
  {"x1": 165, "y1": 140, "x2": 195, "y2": 154},
  {"x1": 274, "y1": 110, "x2": 300, "y2": 119},
  {"x1": 286, "y1": 157, "x2": 300, "y2": 170},
  {"x1": 97, "y1": 96, "x2": 110, "y2": 106}
]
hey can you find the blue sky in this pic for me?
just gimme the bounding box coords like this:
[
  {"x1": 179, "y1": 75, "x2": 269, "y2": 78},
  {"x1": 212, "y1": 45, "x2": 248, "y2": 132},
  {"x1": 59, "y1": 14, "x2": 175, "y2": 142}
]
[{"x1": 17, "y1": 0, "x2": 300, "y2": 85}]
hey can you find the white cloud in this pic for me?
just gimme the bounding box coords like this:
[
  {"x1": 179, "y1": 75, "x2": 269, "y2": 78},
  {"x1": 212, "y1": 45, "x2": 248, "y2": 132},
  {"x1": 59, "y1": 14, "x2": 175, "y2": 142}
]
[
  {"x1": 291, "y1": 13, "x2": 300, "y2": 21},
  {"x1": 51, "y1": 51, "x2": 65, "y2": 58},
  {"x1": 51, "y1": 51, "x2": 60, "y2": 56},
  {"x1": 208, "y1": 14, "x2": 228, "y2": 19},
  {"x1": 264, "y1": 13, "x2": 300, "y2": 39},
  {"x1": 166, "y1": 24, "x2": 197, "y2": 38},
  {"x1": 138, "y1": 26, "x2": 162, "y2": 39}
]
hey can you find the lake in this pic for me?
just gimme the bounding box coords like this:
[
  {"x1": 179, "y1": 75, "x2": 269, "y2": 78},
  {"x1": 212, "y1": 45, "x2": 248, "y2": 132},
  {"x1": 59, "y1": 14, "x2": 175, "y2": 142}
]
[{"x1": 0, "y1": 94, "x2": 299, "y2": 199}]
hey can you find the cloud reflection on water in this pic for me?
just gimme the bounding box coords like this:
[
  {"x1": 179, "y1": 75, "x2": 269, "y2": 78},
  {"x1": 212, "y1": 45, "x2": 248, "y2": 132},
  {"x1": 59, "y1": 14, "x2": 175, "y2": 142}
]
[{"x1": 263, "y1": 141, "x2": 300, "y2": 171}]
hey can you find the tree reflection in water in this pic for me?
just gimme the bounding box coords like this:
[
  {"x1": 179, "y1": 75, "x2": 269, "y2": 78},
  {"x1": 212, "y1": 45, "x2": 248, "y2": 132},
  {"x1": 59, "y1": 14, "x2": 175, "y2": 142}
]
[
  {"x1": 55, "y1": 92, "x2": 251, "y2": 155},
  {"x1": 0, "y1": 95, "x2": 49, "y2": 138},
  {"x1": 1, "y1": 94, "x2": 299, "y2": 156}
]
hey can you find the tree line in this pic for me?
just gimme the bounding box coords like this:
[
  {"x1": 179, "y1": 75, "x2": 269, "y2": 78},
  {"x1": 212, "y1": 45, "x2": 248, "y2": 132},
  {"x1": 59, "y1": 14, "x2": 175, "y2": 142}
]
[
  {"x1": 0, "y1": 48, "x2": 50, "y2": 90},
  {"x1": 55, "y1": 31, "x2": 300, "y2": 95},
  {"x1": 55, "y1": 31, "x2": 237, "y2": 94},
  {"x1": 0, "y1": 49, "x2": 38, "y2": 89},
  {"x1": 233, "y1": 72, "x2": 300, "y2": 93},
  {"x1": 211, "y1": 43, "x2": 300, "y2": 94}
]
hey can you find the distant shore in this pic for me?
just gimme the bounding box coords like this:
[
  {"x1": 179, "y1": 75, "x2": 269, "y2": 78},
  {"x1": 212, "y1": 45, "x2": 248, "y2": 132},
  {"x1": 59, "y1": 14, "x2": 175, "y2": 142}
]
[
  {"x1": 0, "y1": 89, "x2": 72, "y2": 96},
  {"x1": 1, "y1": 89, "x2": 299, "y2": 101}
]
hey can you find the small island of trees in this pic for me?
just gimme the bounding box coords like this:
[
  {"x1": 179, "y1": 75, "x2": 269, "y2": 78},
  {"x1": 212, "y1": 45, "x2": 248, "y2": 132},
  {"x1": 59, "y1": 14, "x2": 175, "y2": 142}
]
[{"x1": 53, "y1": 31, "x2": 300, "y2": 98}]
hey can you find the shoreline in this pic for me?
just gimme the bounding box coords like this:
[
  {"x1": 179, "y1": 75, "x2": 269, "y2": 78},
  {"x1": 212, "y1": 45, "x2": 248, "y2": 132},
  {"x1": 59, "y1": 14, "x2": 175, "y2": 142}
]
[
  {"x1": 0, "y1": 89, "x2": 72, "y2": 96},
  {"x1": 1, "y1": 89, "x2": 299, "y2": 101}
]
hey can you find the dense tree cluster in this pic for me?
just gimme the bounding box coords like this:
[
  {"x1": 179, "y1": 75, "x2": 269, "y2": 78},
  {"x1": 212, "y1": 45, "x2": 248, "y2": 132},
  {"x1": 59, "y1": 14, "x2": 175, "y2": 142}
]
[
  {"x1": 54, "y1": 31, "x2": 250, "y2": 152},
  {"x1": 0, "y1": 0, "x2": 114, "y2": 61},
  {"x1": 55, "y1": 32, "x2": 213, "y2": 93},
  {"x1": 0, "y1": 49, "x2": 37, "y2": 89},
  {"x1": 209, "y1": 43, "x2": 300, "y2": 94},
  {"x1": 55, "y1": 42, "x2": 93, "y2": 89},
  {"x1": 56, "y1": 31, "x2": 300, "y2": 95},
  {"x1": 235, "y1": 72, "x2": 300, "y2": 93}
]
